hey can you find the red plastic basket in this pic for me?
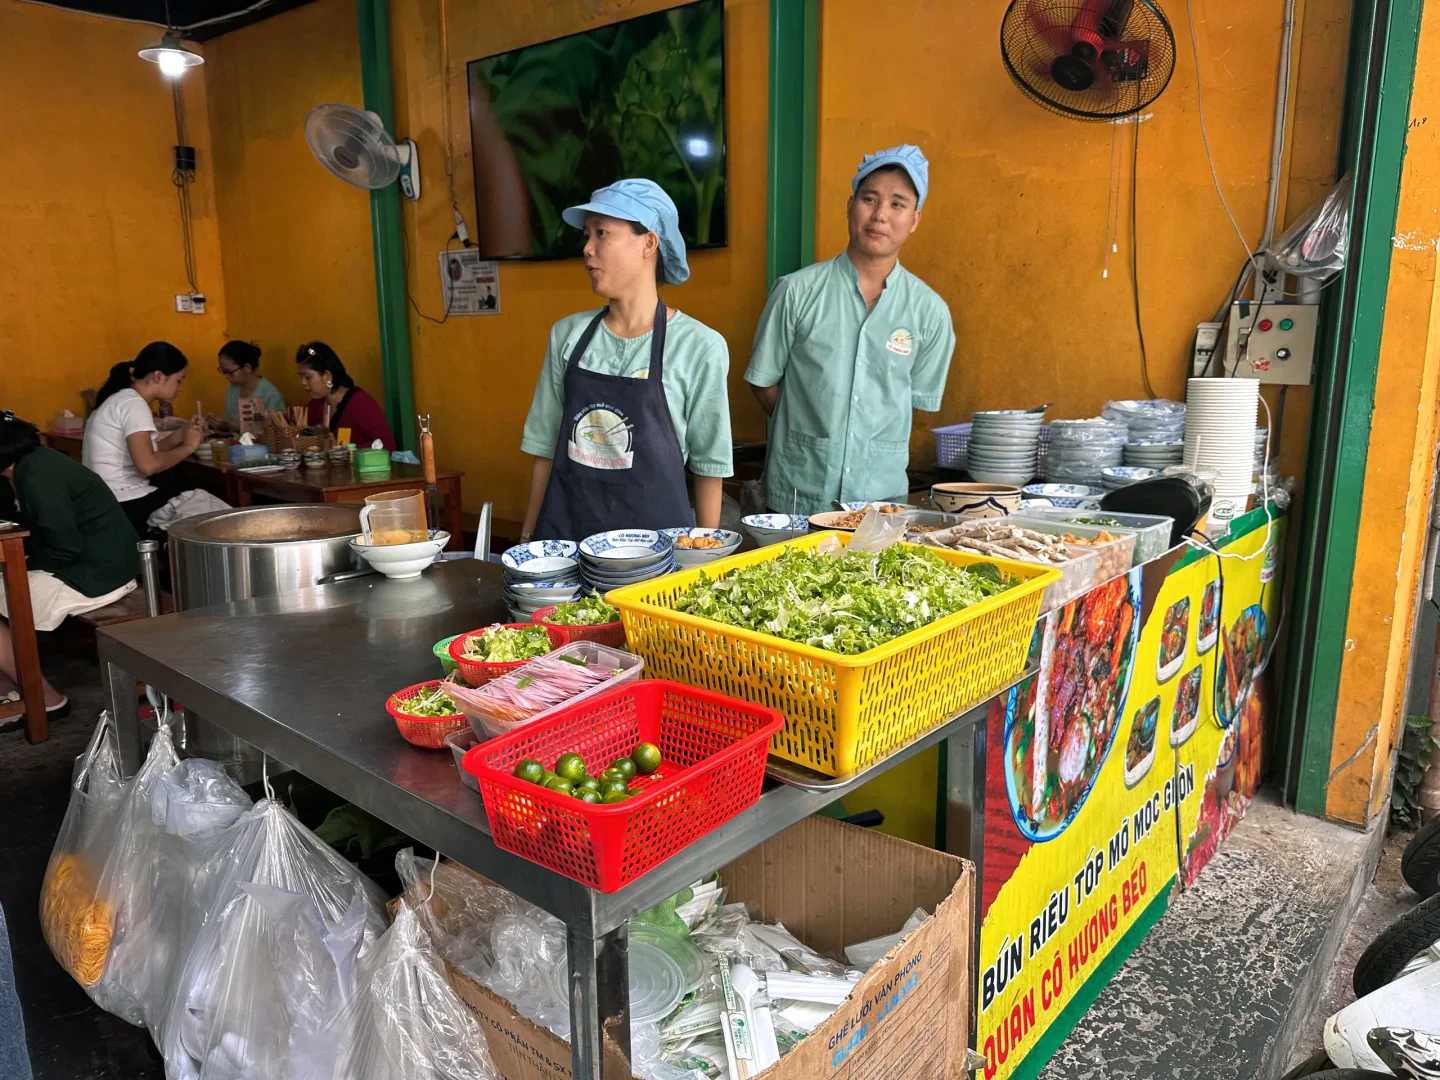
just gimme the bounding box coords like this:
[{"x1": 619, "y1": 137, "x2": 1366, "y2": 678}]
[
  {"x1": 386, "y1": 680, "x2": 469, "y2": 749},
  {"x1": 448, "y1": 624, "x2": 551, "y2": 685},
  {"x1": 531, "y1": 605, "x2": 627, "y2": 650},
  {"x1": 463, "y1": 680, "x2": 783, "y2": 892}
]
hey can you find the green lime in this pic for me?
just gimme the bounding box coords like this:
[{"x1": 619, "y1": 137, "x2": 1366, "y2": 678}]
[
  {"x1": 577, "y1": 790, "x2": 601, "y2": 804},
  {"x1": 601, "y1": 778, "x2": 630, "y2": 800},
  {"x1": 555, "y1": 753, "x2": 588, "y2": 783},
  {"x1": 578, "y1": 777, "x2": 602, "y2": 794},
  {"x1": 544, "y1": 777, "x2": 574, "y2": 795},
  {"x1": 608, "y1": 758, "x2": 637, "y2": 781},
  {"x1": 514, "y1": 759, "x2": 545, "y2": 784},
  {"x1": 631, "y1": 742, "x2": 662, "y2": 775},
  {"x1": 601, "y1": 789, "x2": 631, "y2": 804}
]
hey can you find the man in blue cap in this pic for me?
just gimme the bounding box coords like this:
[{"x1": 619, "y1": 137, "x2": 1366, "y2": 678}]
[
  {"x1": 745, "y1": 144, "x2": 956, "y2": 515},
  {"x1": 519, "y1": 178, "x2": 733, "y2": 541}
]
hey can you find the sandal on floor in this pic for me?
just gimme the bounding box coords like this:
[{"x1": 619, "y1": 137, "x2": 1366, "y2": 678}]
[{"x1": 45, "y1": 695, "x2": 70, "y2": 719}]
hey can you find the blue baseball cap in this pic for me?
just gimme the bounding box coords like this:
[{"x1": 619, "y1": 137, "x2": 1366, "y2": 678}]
[
  {"x1": 562, "y1": 178, "x2": 690, "y2": 285},
  {"x1": 852, "y1": 144, "x2": 929, "y2": 209}
]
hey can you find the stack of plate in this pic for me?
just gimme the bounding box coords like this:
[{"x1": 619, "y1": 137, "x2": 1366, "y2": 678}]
[
  {"x1": 1184, "y1": 378, "x2": 1260, "y2": 520},
  {"x1": 580, "y1": 530, "x2": 676, "y2": 592},
  {"x1": 1124, "y1": 440, "x2": 1184, "y2": 468},
  {"x1": 1103, "y1": 399, "x2": 1187, "y2": 442},
  {"x1": 967, "y1": 410, "x2": 1045, "y2": 485},
  {"x1": 501, "y1": 541, "x2": 583, "y2": 620},
  {"x1": 1045, "y1": 419, "x2": 1127, "y2": 485},
  {"x1": 1100, "y1": 465, "x2": 1157, "y2": 490}
]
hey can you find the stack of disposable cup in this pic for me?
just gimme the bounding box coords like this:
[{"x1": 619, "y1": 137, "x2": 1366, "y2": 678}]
[{"x1": 1184, "y1": 378, "x2": 1260, "y2": 525}]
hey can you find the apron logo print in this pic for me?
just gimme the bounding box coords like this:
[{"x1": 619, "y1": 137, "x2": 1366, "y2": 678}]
[
  {"x1": 568, "y1": 403, "x2": 634, "y2": 471},
  {"x1": 885, "y1": 328, "x2": 914, "y2": 356}
]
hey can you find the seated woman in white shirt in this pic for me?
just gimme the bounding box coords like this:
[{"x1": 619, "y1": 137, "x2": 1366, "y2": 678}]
[{"x1": 83, "y1": 342, "x2": 203, "y2": 536}]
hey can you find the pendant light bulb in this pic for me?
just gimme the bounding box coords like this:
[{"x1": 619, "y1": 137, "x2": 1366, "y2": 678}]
[{"x1": 139, "y1": 32, "x2": 204, "y2": 77}]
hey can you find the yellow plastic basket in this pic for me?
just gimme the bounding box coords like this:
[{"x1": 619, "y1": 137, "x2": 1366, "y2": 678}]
[{"x1": 606, "y1": 533, "x2": 1060, "y2": 776}]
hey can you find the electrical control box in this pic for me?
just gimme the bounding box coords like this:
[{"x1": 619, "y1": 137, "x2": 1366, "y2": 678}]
[{"x1": 1224, "y1": 301, "x2": 1317, "y2": 385}]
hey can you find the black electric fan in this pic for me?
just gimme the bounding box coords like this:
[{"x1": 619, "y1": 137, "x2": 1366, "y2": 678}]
[{"x1": 1000, "y1": 0, "x2": 1177, "y2": 120}]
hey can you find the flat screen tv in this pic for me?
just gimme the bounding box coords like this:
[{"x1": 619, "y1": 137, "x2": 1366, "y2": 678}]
[{"x1": 467, "y1": 0, "x2": 727, "y2": 262}]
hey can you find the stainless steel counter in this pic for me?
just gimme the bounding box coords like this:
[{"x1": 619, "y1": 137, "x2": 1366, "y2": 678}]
[{"x1": 97, "y1": 558, "x2": 1000, "y2": 1078}]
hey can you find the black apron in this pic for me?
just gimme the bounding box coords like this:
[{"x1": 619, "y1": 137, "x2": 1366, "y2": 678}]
[{"x1": 532, "y1": 302, "x2": 694, "y2": 541}]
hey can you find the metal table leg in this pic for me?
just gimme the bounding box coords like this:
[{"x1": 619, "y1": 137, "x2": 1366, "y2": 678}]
[
  {"x1": 566, "y1": 924, "x2": 632, "y2": 1079},
  {"x1": 101, "y1": 651, "x2": 142, "y2": 773}
]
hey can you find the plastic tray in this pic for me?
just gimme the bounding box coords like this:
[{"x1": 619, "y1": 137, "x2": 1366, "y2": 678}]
[
  {"x1": 606, "y1": 532, "x2": 1058, "y2": 777},
  {"x1": 530, "y1": 605, "x2": 627, "y2": 650},
  {"x1": 1006, "y1": 508, "x2": 1173, "y2": 565},
  {"x1": 997, "y1": 518, "x2": 1136, "y2": 582},
  {"x1": 445, "y1": 727, "x2": 480, "y2": 791},
  {"x1": 463, "y1": 680, "x2": 783, "y2": 892},
  {"x1": 447, "y1": 640, "x2": 645, "y2": 741},
  {"x1": 919, "y1": 523, "x2": 1101, "y2": 611}
]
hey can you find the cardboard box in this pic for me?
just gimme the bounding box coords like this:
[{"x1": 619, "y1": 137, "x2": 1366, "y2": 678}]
[{"x1": 443, "y1": 816, "x2": 974, "y2": 1080}]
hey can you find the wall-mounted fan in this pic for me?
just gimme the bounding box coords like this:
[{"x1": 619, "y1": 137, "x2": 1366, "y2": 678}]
[
  {"x1": 305, "y1": 104, "x2": 421, "y2": 199},
  {"x1": 1001, "y1": 0, "x2": 1177, "y2": 121}
]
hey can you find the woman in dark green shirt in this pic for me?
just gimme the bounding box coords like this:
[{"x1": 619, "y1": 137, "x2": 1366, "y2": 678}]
[{"x1": 0, "y1": 413, "x2": 139, "y2": 713}]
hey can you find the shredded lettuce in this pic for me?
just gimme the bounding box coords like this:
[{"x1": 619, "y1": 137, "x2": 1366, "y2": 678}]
[
  {"x1": 670, "y1": 546, "x2": 1014, "y2": 655},
  {"x1": 462, "y1": 625, "x2": 552, "y2": 662},
  {"x1": 546, "y1": 596, "x2": 620, "y2": 626}
]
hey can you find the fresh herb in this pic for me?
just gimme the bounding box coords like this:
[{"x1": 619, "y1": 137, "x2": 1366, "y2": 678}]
[
  {"x1": 670, "y1": 546, "x2": 1014, "y2": 655},
  {"x1": 461, "y1": 625, "x2": 552, "y2": 662},
  {"x1": 546, "y1": 596, "x2": 621, "y2": 626},
  {"x1": 398, "y1": 684, "x2": 460, "y2": 717},
  {"x1": 1069, "y1": 515, "x2": 1124, "y2": 528}
]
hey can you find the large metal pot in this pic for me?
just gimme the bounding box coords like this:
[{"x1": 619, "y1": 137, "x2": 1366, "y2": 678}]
[{"x1": 168, "y1": 504, "x2": 362, "y2": 611}]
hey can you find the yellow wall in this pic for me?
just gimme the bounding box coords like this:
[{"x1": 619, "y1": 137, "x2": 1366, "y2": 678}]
[
  {"x1": 817, "y1": 0, "x2": 1347, "y2": 485},
  {"x1": 0, "y1": 0, "x2": 230, "y2": 426},
  {"x1": 1328, "y1": 0, "x2": 1440, "y2": 826},
  {"x1": 389, "y1": 0, "x2": 771, "y2": 524},
  {"x1": 205, "y1": 0, "x2": 382, "y2": 409}
]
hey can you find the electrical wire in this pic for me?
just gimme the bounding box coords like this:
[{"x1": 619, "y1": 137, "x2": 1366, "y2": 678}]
[
  {"x1": 171, "y1": 82, "x2": 200, "y2": 294},
  {"x1": 19, "y1": 0, "x2": 275, "y2": 33},
  {"x1": 1130, "y1": 121, "x2": 1158, "y2": 398},
  {"x1": 1185, "y1": 0, "x2": 1265, "y2": 276}
]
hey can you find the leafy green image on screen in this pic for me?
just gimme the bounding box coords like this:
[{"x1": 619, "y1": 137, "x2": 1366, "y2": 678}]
[{"x1": 467, "y1": 0, "x2": 727, "y2": 262}]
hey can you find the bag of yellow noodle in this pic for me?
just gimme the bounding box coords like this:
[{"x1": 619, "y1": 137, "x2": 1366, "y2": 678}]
[{"x1": 40, "y1": 714, "x2": 129, "y2": 993}]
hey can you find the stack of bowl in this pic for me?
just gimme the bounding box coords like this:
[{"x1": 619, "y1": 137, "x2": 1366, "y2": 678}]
[
  {"x1": 660, "y1": 527, "x2": 742, "y2": 568},
  {"x1": 1045, "y1": 419, "x2": 1127, "y2": 485},
  {"x1": 1103, "y1": 399, "x2": 1187, "y2": 443},
  {"x1": 1022, "y1": 483, "x2": 1105, "y2": 509},
  {"x1": 500, "y1": 540, "x2": 583, "y2": 621},
  {"x1": 966, "y1": 410, "x2": 1045, "y2": 485},
  {"x1": 580, "y1": 530, "x2": 676, "y2": 592},
  {"x1": 1124, "y1": 440, "x2": 1184, "y2": 468}
]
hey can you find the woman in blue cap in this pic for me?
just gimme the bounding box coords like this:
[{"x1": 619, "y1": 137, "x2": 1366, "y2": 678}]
[
  {"x1": 519, "y1": 179, "x2": 733, "y2": 541},
  {"x1": 745, "y1": 144, "x2": 956, "y2": 515}
]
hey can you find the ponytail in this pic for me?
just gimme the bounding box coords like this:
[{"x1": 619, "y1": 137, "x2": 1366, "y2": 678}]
[
  {"x1": 95, "y1": 361, "x2": 134, "y2": 408},
  {"x1": 95, "y1": 342, "x2": 189, "y2": 407}
]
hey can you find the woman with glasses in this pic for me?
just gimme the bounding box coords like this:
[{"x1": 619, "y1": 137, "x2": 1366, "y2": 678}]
[{"x1": 209, "y1": 340, "x2": 285, "y2": 434}]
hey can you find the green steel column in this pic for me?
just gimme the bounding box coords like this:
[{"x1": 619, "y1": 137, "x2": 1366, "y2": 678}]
[
  {"x1": 1280, "y1": 0, "x2": 1426, "y2": 815},
  {"x1": 356, "y1": 0, "x2": 415, "y2": 451},
  {"x1": 767, "y1": 0, "x2": 819, "y2": 285}
]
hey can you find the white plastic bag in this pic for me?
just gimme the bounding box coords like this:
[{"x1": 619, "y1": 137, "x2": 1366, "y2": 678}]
[
  {"x1": 161, "y1": 799, "x2": 386, "y2": 1079},
  {"x1": 328, "y1": 902, "x2": 500, "y2": 1080}
]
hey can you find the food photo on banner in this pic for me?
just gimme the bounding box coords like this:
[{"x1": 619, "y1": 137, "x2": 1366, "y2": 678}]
[{"x1": 974, "y1": 514, "x2": 1283, "y2": 1080}]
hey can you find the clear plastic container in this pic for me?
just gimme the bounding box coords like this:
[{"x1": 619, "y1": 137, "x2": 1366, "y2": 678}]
[
  {"x1": 449, "y1": 640, "x2": 645, "y2": 741},
  {"x1": 445, "y1": 727, "x2": 480, "y2": 791},
  {"x1": 998, "y1": 518, "x2": 1136, "y2": 582},
  {"x1": 1007, "y1": 509, "x2": 1173, "y2": 566},
  {"x1": 919, "y1": 523, "x2": 1101, "y2": 611}
]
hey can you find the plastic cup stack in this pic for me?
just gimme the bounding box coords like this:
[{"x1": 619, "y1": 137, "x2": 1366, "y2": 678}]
[{"x1": 1184, "y1": 378, "x2": 1261, "y2": 523}]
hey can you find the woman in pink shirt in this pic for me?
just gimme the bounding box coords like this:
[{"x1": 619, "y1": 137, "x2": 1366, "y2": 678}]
[{"x1": 295, "y1": 342, "x2": 396, "y2": 449}]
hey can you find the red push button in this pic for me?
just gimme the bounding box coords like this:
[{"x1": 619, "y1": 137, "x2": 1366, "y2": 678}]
[{"x1": 1257, "y1": 319, "x2": 1273, "y2": 332}]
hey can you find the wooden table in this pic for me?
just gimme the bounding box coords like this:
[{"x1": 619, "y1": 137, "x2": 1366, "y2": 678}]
[
  {"x1": 0, "y1": 527, "x2": 46, "y2": 744},
  {"x1": 46, "y1": 433, "x2": 465, "y2": 550}
]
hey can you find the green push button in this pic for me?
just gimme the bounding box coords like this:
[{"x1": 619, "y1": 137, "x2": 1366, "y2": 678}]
[{"x1": 1278, "y1": 318, "x2": 1294, "y2": 331}]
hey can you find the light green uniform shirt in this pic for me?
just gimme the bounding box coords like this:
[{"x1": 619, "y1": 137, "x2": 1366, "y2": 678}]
[
  {"x1": 224, "y1": 377, "x2": 286, "y2": 425},
  {"x1": 745, "y1": 254, "x2": 956, "y2": 513},
  {"x1": 520, "y1": 309, "x2": 734, "y2": 478}
]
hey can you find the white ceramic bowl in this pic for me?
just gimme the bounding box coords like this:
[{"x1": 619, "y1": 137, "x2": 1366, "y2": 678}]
[
  {"x1": 579, "y1": 530, "x2": 673, "y2": 569},
  {"x1": 350, "y1": 530, "x2": 451, "y2": 581},
  {"x1": 660, "y1": 528, "x2": 743, "y2": 566}
]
